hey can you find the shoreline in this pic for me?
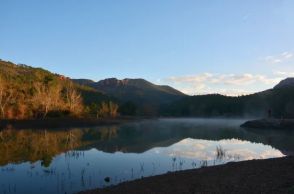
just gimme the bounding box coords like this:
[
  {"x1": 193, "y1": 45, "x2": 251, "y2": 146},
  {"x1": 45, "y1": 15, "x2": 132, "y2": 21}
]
[
  {"x1": 0, "y1": 117, "x2": 150, "y2": 130},
  {"x1": 80, "y1": 156, "x2": 294, "y2": 194},
  {"x1": 241, "y1": 118, "x2": 294, "y2": 130},
  {"x1": 0, "y1": 117, "x2": 253, "y2": 130},
  {"x1": 0, "y1": 117, "x2": 248, "y2": 130}
]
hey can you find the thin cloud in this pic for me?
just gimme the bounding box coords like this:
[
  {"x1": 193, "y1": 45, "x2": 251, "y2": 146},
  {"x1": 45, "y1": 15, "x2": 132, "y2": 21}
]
[
  {"x1": 162, "y1": 51, "x2": 294, "y2": 96},
  {"x1": 164, "y1": 73, "x2": 285, "y2": 96},
  {"x1": 264, "y1": 51, "x2": 293, "y2": 64},
  {"x1": 167, "y1": 73, "x2": 280, "y2": 86},
  {"x1": 274, "y1": 71, "x2": 294, "y2": 77}
]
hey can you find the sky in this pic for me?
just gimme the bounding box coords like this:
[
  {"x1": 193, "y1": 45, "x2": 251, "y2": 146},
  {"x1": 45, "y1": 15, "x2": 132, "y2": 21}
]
[{"x1": 1, "y1": 0, "x2": 294, "y2": 96}]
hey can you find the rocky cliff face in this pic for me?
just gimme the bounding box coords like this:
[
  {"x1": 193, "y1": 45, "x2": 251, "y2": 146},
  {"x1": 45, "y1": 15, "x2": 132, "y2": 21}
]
[{"x1": 97, "y1": 78, "x2": 128, "y2": 86}]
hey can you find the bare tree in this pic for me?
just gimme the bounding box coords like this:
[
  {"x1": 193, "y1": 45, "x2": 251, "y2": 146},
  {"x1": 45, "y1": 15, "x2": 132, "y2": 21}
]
[
  {"x1": 33, "y1": 82, "x2": 62, "y2": 119},
  {"x1": 97, "y1": 102, "x2": 109, "y2": 118},
  {"x1": 97, "y1": 101, "x2": 119, "y2": 118},
  {"x1": 65, "y1": 81, "x2": 83, "y2": 114},
  {"x1": 109, "y1": 101, "x2": 119, "y2": 118}
]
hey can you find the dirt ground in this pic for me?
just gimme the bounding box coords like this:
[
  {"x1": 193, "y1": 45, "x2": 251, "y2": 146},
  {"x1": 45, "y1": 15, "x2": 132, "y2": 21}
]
[{"x1": 80, "y1": 156, "x2": 294, "y2": 194}]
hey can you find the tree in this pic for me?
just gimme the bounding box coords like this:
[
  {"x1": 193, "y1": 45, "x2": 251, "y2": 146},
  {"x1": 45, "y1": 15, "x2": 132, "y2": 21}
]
[
  {"x1": 109, "y1": 101, "x2": 119, "y2": 118},
  {"x1": 97, "y1": 101, "x2": 119, "y2": 118},
  {"x1": 65, "y1": 81, "x2": 83, "y2": 115},
  {"x1": 97, "y1": 102, "x2": 109, "y2": 118},
  {"x1": 119, "y1": 101, "x2": 137, "y2": 116},
  {"x1": 32, "y1": 81, "x2": 62, "y2": 119},
  {"x1": 0, "y1": 77, "x2": 14, "y2": 118},
  {"x1": 15, "y1": 103, "x2": 27, "y2": 119}
]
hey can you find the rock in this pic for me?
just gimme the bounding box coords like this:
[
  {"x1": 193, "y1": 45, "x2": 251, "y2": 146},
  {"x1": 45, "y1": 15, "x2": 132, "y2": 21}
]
[
  {"x1": 241, "y1": 119, "x2": 294, "y2": 129},
  {"x1": 104, "y1": 177, "x2": 111, "y2": 183}
]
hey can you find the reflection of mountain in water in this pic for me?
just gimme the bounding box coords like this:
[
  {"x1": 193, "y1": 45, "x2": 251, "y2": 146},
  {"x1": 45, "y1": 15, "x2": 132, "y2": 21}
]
[
  {"x1": 85, "y1": 119, "x2": 294, "y2": 155},
  {"x1": 0, "y1": 119, "x2": 293, "y2": 166}
]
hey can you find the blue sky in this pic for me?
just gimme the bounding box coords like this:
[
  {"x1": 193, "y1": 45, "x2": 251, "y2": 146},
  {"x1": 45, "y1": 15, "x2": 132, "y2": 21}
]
[{"x1": 1, "y1": 0, "x2": 294, "y2": 95}]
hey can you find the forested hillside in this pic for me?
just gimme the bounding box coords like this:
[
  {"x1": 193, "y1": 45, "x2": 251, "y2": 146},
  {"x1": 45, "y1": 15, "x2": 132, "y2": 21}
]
[
  {"x1": 1, "y1": 59, "x2": 294, "y2": 119},
  {"x1": 73, "y1": 78, "x2": 186, "y2": 115},
  {"x1": 0, "y1": 60, "x2": 117, "y2": 119},
  {"x1": 162, "y1": 86, "x2": 294, "y2": 118}
]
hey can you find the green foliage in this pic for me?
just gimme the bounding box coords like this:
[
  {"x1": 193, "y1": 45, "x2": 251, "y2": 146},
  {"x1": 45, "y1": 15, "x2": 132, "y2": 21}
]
[
  {"x1": 161, "y1": 88, "x2": 294, "y2": 118},
  {"x1": 118, "y1": 101, "x2": 137, "y2": 116},
  {"x1": 86, "y1": 101, "x2": 119, "y2": 118},
  {"x1": 73, "y1": 78, "x2": 185, "y2": 116}
]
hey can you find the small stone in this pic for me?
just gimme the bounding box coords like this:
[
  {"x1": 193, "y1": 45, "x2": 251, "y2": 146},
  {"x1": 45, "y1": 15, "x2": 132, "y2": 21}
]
[{"x1": 104, "y1": 177, "x2": 110, "y2": 183}]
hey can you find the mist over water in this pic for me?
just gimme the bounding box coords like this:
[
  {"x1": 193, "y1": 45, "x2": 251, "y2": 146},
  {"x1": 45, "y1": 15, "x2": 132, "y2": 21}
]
[{"x1": 0, "y1": 118, "x2": 292, "y2": 194}]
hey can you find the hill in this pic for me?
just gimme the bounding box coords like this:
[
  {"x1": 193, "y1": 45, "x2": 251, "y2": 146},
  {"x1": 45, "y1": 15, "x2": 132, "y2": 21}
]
[
  {"x1": 162, "y1": 78, "x2": 294, "y2": 118},
  {"x1": 274, "y1": 78, "x2": 294, "y2": 89},
  {"x1": 0, "y1": 60, "x2": 114, "y2": 119},
  {"x1": 73, "y1": 78, "x2": 186, "y2": 115},
  {"x1": 1, "y1": 59, "x2": 294, "y2": 118}
]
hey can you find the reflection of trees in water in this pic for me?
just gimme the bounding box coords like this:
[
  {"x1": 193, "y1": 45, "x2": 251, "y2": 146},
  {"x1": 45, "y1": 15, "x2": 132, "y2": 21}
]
[
  {"x1": 0, "y1": 130, "x2": 4, "y2": 141},
  {"x1": 1, "y1": 121, "x2": 292, "y2": 168},
  {"x1": 0, "y1": 128, "x2": 85, "y2": 166},
  {"x1": 82, "y1": 126, "x2": 119, "y2": 141},
  {"x1": 0, "y1": 126, "x2": 120, "y2": 167},
  {"x1": 0, "y1": 122, "x2": 289, "y2": 193},
  {"x1": 99, "y1": 126, "x2": 118, "y2": 140},
  {"x1": 66, "y1": 130, "x2": 78, "y2": 149}
]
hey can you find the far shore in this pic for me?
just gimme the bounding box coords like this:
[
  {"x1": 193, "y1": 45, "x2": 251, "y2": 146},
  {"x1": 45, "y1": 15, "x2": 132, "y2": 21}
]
[
  {"x1": 0, "y1": 117, "x2": 259, "y2": 130},
  {"x1": 0, "y1": 117, "x2": 249, "y2": 130},
  {"x1": 241, "y1": 118, "x2": 294, "y2": 130},
  {"x1": 4, "y1": 117, "x2": 293, "y2": 131},
  {"x1": 0, "y1": 117, "x2": 152, "y2": 130},
  {"x1": 80, "y1": 156, "x2": 294, "y2": 194}
]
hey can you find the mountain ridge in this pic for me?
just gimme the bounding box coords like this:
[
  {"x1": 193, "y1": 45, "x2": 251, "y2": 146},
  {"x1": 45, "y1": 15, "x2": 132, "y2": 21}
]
[
  {"x1": 2, "y1": 58, "x2": 294, "y2": 118},
  {"x1": 274, "y1": 77, "x2": 294, "y2": 89},
  {"x1": 73, "y1": 78, "x2": 185, "y2": 96},
  {"x1": 73, "y1": 78, "x2": 186, "y2": 115}
]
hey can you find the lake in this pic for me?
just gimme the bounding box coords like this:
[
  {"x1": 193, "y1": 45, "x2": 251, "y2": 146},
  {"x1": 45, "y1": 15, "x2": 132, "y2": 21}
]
[{"x1": 0, "y1": 118, "x2": 293, "y2": 194}]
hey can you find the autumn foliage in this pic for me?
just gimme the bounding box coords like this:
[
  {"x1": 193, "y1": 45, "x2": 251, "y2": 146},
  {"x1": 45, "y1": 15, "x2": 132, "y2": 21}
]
[{"x1": 0, "y1": 60, "x2": 119, "y2": 119}]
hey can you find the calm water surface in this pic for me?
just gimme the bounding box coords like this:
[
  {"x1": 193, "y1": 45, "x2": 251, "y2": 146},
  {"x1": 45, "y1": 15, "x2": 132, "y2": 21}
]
[{"x1": 0, "y1": 118, "x2": 293, "y2": 194}]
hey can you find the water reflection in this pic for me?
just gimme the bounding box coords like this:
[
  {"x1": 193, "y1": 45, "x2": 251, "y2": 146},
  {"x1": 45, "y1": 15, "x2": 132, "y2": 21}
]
[
  {"x1": 156, "y1": 138, "x2": 283, "y2": 161},
  {"x1": 0, "y1": 128, "x2": 85, "y2": 166},
  {"x1": 0, "y1": 118, "x2": 293, "y2": 194}
]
